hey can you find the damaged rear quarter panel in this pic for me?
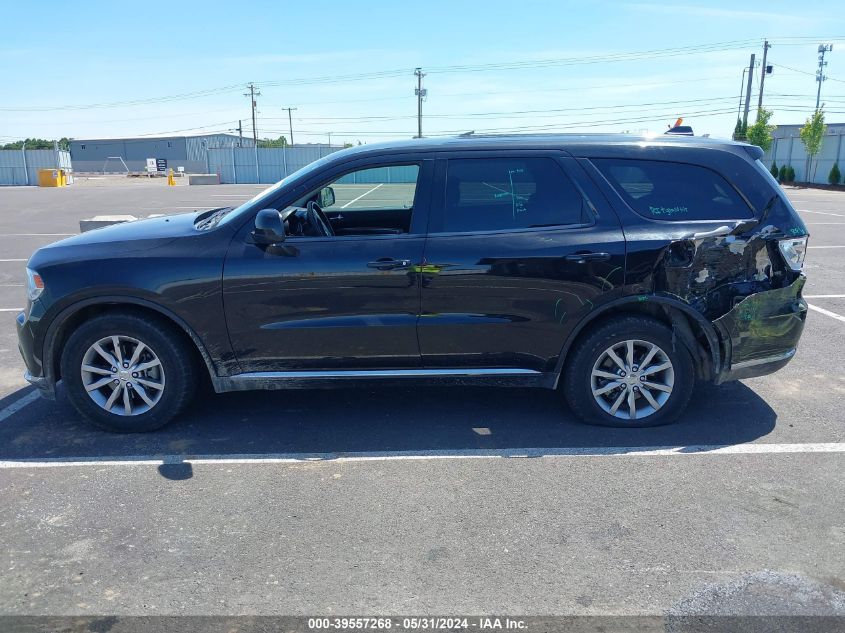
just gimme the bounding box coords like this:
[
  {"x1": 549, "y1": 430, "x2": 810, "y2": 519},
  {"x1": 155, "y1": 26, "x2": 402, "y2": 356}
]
[
  {"x1": 713, "y1": 275, "x2": 807, "y2": 367},
  {"x1": 579, "y1": 147, "x2": 809, "y2": 380}
]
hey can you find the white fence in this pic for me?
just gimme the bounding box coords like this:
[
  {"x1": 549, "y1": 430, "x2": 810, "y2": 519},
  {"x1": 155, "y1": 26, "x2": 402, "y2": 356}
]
[
  {"x1": 0, "y1": 149, "x2": 72, "y2": 186},
  {"x1": 207, "y1": 146, "x2": 343, "y2": 184},
  {"x1": 764, "y1": 125, "x2": 845, "y2": 184}
]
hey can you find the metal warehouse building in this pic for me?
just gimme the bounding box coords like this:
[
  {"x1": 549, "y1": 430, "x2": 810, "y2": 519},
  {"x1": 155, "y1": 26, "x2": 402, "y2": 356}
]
[{"x1": 69, "y1": 133, "x2": 255, "y2": 173}]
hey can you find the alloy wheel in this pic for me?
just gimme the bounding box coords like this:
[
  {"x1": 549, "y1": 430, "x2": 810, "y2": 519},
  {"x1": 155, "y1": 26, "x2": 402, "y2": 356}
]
[
  {"x1": 590, "y1": 339, "x2": 674, "y2": 421},
  {"x1": 80, "y1": 335, "x2": 166, "y2": 416}
]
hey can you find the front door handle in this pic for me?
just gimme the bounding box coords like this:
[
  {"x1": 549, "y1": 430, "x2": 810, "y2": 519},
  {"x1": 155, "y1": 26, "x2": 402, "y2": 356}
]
[
  {"x1": 367, "y1": 258, "x2": 412, "y2": 270},
  {"x1": 565, "y1": 252, "x2": 611, "y2": 264}
]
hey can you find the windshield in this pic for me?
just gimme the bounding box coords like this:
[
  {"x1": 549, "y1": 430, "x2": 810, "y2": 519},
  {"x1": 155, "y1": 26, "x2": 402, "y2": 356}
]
[{"x1": 219, "y1": 152, "x2": 346, "y2": 226}]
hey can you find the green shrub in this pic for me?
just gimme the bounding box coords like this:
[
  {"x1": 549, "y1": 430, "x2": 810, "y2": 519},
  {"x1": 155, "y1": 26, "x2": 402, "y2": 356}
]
[
  {"x1": 829, "y1": 163, "x2": 842, "y2": 185},
  {"x1": 778, "y1": 165, "x2": 787, "y2": 182},
  {"x1": 787, "y1": 165, "x2": 796, "y2": 183},
  {"x1": 771, "y1": 163, "x2": 779, "y2": 178}
]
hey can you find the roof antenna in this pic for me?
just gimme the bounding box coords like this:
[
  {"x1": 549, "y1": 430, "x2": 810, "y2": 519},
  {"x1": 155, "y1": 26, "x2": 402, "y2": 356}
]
[{"x1": 459, "y1": 130, "x2": 475, "y2": 137}]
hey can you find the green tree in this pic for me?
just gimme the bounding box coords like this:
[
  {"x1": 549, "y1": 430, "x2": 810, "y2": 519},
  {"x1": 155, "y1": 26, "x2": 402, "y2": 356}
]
[
  {"x1": 257, "y1": 135, "x2": 288, "y2": 148},
  {"x1": 799, "y1": 108, "x2": 827, "y2": 182},
  {"x1": 746, "y1": 108, "x2": 776, "y2": 152},
  {"x1": 770, "y1": 163, "x2": 778, "y2": 178},
  {"x1": 732, "y1": 117, "x2": 745, "y2": 140},
  {"x1": 830, "y1": 163, "x2": 842, "y2": 185},
  {"x1": 778, "y1": 165, "x2": 787, "y2": 183},
  {"x1": 1, "y1": 137, "x2": 71, "y2": 151},
  {"x1": 787, "y1": 165, "x2": 796, "y2": 183}
]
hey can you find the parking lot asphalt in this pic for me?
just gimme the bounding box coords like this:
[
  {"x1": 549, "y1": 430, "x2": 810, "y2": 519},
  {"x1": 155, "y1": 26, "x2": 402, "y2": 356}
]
[{"x1": 0, "y1": 179, "x2": 843, "y2": 616}]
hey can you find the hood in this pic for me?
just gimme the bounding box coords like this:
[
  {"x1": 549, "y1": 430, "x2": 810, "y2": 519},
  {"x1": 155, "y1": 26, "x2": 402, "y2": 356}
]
[{"x1": 29, "y1": 211, "x2": 204, "y2": 268}]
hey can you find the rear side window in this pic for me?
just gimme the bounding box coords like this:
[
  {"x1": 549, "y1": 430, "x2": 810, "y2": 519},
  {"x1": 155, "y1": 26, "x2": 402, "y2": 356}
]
[
  {"x1": 434, "y1": 157, "x2": 590, "y2": 233},
  {"x1": 594, "y1": 159, "x2": 752, "y2": 220}
]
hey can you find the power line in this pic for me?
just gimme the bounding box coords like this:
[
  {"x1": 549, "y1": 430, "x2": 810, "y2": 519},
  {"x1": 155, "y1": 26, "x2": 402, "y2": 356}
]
[
  {"x1": 0, "y1": 38, "x2": 813, "y2": 113},
  {"x1": 0, "y1": 84, "x2": 246, "y2": 113},
  {"x1": 269, "y1": 95, "x2": 740, "y2": 123}
]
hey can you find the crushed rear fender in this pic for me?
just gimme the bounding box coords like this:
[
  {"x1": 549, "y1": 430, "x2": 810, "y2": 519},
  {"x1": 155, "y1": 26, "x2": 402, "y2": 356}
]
[
  {"x1": 712, "y1": 275, "x2": 807, "y2": 382},
  {"x1": 653, "y1": 221, "x2": 807, "y2": 382}
]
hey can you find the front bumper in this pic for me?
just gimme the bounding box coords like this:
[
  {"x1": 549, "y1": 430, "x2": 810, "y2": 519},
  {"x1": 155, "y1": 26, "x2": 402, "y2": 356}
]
[
  {"x1": 16, "y1": 305, "x2": 55, "y2": 400},
  {"x1": 24, "y1": 370, "x2": 56, "y2": 400},
  {"x1": 713, "y1": 275, "x2": 807, "y2": 383}
]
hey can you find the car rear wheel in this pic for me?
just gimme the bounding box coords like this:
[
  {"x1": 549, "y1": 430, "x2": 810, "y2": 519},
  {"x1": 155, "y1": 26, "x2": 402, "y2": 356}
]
[
  {"x1": 562, "y1": 315, "x2": 695, "y2": 427},
  {"x1": 61, "y1": 313, "x2": 198, "y2": 432}
]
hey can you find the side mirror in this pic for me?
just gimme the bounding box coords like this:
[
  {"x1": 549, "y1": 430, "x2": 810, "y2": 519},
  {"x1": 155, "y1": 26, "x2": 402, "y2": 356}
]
[
  {"x1": 252, "y1": 209, "x2": 286, "y2": 245},
  {"x1": 318, "y1": 186, "x2": 336, "y2": 208}
]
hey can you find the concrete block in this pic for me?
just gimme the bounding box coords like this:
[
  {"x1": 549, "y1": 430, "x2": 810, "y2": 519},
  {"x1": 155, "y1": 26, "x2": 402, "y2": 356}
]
[
  {"x1": 79, "y1": 215, "x2": 137, "y2": 233},
  {"x1": 188, "y1": 174, "x2": 220, "y2": 185}
]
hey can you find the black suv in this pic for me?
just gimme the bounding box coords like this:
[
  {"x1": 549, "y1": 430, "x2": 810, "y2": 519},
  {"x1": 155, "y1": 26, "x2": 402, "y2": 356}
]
[{"x1": 16, "y1": 135, "x2": 809, "y2": 432}]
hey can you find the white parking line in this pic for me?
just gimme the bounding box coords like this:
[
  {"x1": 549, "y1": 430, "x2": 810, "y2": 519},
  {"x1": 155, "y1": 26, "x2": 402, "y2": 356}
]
[
  {"x1": 808, "y1": 304, "x2": 845, "y2": 324},
  {"x1": 341, "y1": 183, "x2": 383, "y2": 209},
  {"x1": 0, "y1": 391, "x2": 40, "y2": 424},
  {"x1": 0, "y1": 259, "x2": 26, "y2": 262},
  {"x1": 0, "y1": 233, "x2": 74, "y2": 237},
  {"x1": 0, "y1": 308, "x2": 23, "y2": 312},
  {"x1": 1, "y1": 442, "x2": 844, "y2": 469},
  {"x1": 798, "y1": 209, "x2": 845, "y2": 217},
  {"x1": 807, "y1": 245, "x2": 845, "y2": 249},
  {"x1": 805, "y1": 294, "x2": 845, "y2": 298}
]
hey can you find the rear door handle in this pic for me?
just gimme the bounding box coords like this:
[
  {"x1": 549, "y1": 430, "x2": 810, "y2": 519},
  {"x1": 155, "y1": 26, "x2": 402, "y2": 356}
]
[
  {"x1": 565, "y1": 252, "x2": 611, "y2": 264},
  {"x1": 367, "y1": 258, "x2": 411, "y2": 270}
]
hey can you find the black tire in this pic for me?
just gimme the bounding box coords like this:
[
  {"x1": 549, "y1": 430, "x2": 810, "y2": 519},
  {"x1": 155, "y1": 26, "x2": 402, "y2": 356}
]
[
  {"x1": 562, "y1": 315, "x2": 695, "y2": 428},
  {"x1": 60, "y1": 312, "x2": 198, "y2": 432}
]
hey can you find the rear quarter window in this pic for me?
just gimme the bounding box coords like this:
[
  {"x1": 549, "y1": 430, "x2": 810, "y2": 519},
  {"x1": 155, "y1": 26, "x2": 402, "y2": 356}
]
[{"x1": 593, "y1": 158, "x2": 753, "y2": 221}]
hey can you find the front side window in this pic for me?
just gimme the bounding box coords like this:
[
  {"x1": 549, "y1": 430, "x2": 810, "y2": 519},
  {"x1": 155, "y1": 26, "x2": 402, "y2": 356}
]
[
  {"x1": 594, "y1": 158, "x2": 752, "y2": 220},
  {"x1": 435, "y1": 157, "x2": 589, "y2": 233},
  {"x1": 315, "y1": 164, "x2": 420, "y2": 211}
]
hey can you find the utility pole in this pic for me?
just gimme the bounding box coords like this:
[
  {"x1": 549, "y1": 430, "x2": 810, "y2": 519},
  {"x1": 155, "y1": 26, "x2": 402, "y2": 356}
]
[
  {"x1": 244, "y1": 83, "x2": 260, "y2": 145},
  {"x1": 237, "y1": 120, "x2": 243, "y2": 147},
  {"x1": 282, "y1": 107, "x2": 297, "y2": 146},
  {"x1": 736, "y1": 67, "x2": 749, "y2": 122},
  {"x1": 816, "y1": 44, "x2": 833, "y2": 111},
  {"x1": 742, "y1": 53, "x2": 756, "y2": 130},
  {"x1": 414, "y1": 68, "x2": 426, "y2": 138},
  {"x1": 756, "y1": 40, "x2": 771, "y2": 117}
]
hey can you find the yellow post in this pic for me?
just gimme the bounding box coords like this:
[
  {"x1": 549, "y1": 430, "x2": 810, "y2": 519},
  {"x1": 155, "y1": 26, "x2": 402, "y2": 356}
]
[{"x1": 167, "y1": 168, "x2": 176, "y2": 186}]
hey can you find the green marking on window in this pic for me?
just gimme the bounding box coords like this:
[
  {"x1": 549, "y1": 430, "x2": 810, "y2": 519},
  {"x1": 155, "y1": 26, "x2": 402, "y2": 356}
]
[
  {"x1": 649, "y1": 205, "x2": 689, "y2": 216},
  {"x1": 637, "y1": 295, "x2": 649, "y2": 302}
]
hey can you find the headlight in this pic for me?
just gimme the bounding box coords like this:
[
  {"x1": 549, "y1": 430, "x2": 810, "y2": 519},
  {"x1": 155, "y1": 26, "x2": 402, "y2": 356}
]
[
  {"x1": 777, "y1": 237, "x2": 808, "y2": 272},
  {"x1": 26, "y1": 268, "x2": 44, "y2": 301}
]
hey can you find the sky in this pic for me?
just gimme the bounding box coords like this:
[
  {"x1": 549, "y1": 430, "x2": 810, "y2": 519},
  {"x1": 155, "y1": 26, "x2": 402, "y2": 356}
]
[{"x1": 1, "y1": 0, "x2": 844, "y2": 145}]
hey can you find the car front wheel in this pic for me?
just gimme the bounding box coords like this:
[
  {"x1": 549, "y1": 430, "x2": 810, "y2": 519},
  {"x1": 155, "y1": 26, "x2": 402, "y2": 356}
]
[
  {"x1": 61, "y1": 313, "x2": 198, "y2": 432},
  {"x1": 562, "y1": 315, "x2": 695, "y2": 428}
]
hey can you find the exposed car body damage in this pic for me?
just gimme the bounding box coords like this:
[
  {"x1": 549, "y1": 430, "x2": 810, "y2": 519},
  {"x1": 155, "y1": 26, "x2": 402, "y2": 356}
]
[{"x1": 650, "y1": 200, "x2": 808, "y2": 383}]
